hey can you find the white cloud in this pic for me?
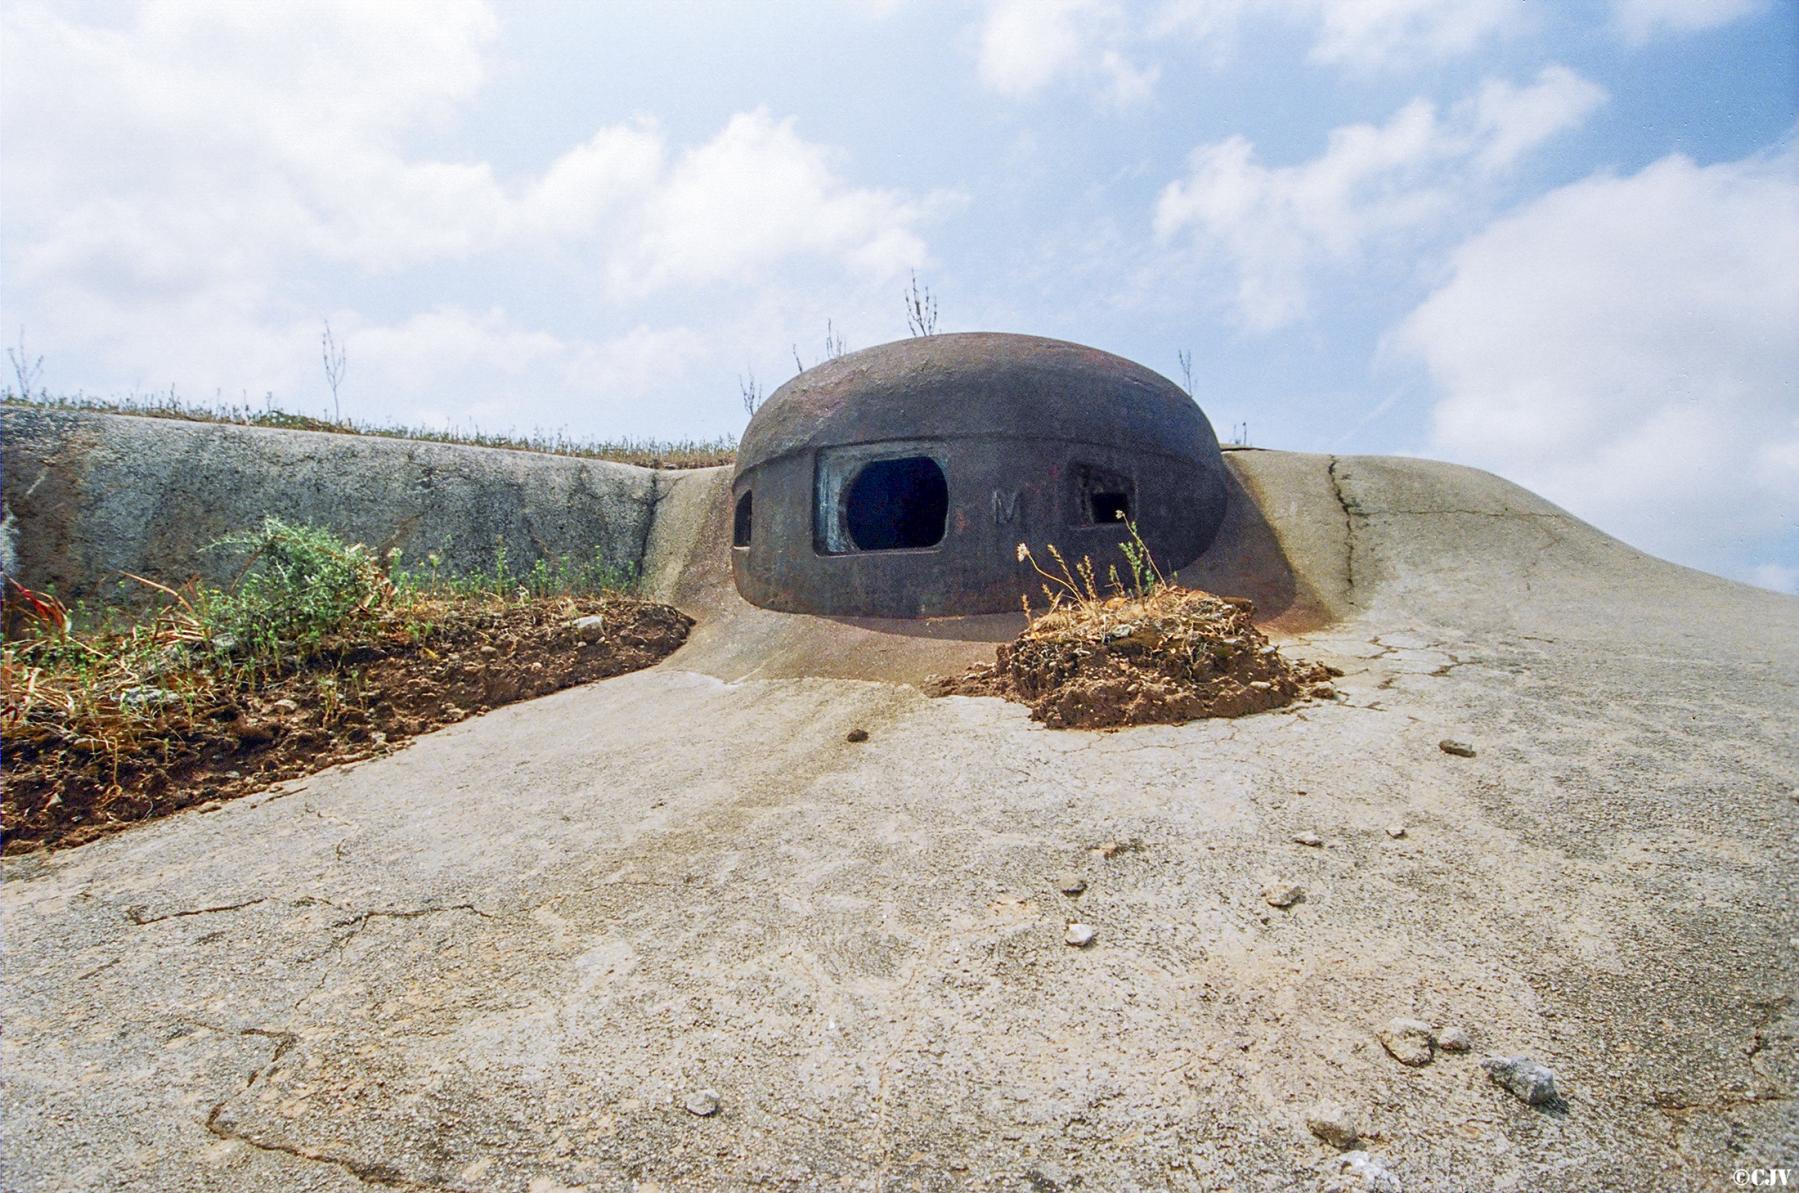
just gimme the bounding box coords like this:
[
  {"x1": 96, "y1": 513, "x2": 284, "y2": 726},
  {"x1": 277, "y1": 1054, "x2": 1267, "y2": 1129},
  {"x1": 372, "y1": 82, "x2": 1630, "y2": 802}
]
[
  {"x1": 1306, "y1": 0, "x2": 1526, "y2": 69},
  {"x1": 975, "y1": 0, "x2": 1157, "y2": 106},
  {"x1": 1750, "y1": 563, "x2": 1799, "y2": 595},
  {"x1": 1153, "y1": 67, "x2": 1605, "y2": 330},
  {"x1": 1002, "y1": 0, "x2": 1531, "y2": 97},
  {"x1": 0, "y1": 1, "x2": 948, "y2": 431},
  {"x1": 603, "y1": 110, "x2": 947, "y2": 297},
  {"x1": 1396, "y1": 146, "x2": 1799, "y2": 583},
  {"x1": 977, "y1": 0, "x2": 1092, "y2": 97},
  {"x1": 1609, "y1": 0, "x2": 1766, "y2": 44}
]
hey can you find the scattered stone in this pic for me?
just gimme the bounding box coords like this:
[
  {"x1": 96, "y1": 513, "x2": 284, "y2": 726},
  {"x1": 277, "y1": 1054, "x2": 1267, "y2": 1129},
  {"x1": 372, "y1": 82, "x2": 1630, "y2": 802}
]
[
  {"x1": 118, "y1": 686, "x2": 181, "y2": 711},
  {"x1": 1093, "y1": 839, "x2": 1121, "y2": 858},
  {"x1": 1262, "y1": 882, "x2": 1304, "y2": 909},
  {"x1": 683, "y1": 1088, "x2": 720, "y2": 1117},
  {"x1": 1057, "y1": 874, "x2": 1087, "y2": 896},
  {"x1": 1482, "y1": 1055, "x2": 1557, "y2": 1106},
  {"x1": 1305, "y1": 1101, "x2": 1360, "y2": 1150},
  {"x1": 1294, "y1": 831, "x2": 1323, "y2": 847},
  {"x1": 845, "y1": 727, "x2": 869, "y2": 743},
  {"x1": 271, "y1": 698, "x2": 299, "y2": 713},
  {"x1": 1436, "y1": 1025, "x2": 1471, "y2": 1053},
  {"x1": 569, "y1": 614, "x2": 607, "y2": 642},
  {"x1": 1438, "y1": 739, "x2": 1476, "y2": 758},
  {"x1": 1377, "y1": 1018, "x2": 1435, "y2": 1066},
  {"x1": 1311, "y1": 684, "x2": 1336, "y2": 699},
  {"x1": 1329, "y1": 1150, "x2": 1402, "y2": 1193},
  {"x1": 1064, "y1": 923, "x2": 1097, "y2": 947},
  {"x1": 370, "y1": 731, "x2": 388, "y2": 747},
  {"x1": 1384, "y1": 824, "x2": 1407, "y2": 839}
]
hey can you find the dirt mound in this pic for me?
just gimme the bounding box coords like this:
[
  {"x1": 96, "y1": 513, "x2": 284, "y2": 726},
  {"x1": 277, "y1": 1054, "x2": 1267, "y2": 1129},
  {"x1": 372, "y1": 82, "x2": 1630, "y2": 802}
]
[
  {"x1": 2, "y1": 595, "x2": 690, "y2": 853},
  {"x1": 935, "y1": 586, "x2": 1335, "y2": 729}
]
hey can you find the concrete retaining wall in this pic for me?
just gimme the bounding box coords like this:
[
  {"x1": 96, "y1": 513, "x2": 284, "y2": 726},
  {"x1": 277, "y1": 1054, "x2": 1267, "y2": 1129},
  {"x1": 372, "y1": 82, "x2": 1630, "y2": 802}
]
[{"x1": 1, "y1": 409, "x2": 661, "y2": 604}]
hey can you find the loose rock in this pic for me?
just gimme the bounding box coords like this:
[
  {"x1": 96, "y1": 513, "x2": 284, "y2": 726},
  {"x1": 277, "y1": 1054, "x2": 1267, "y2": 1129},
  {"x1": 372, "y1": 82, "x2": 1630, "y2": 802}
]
[
  {"x1": 569, "y1": 615, "x2": 607, "y2": 642},
  {"x1": 683, "y1": 1088, "x2": 720, "y2": 1117},
  {"x1": 1305, "y1": 1101, "x2": 1360, "y2": 1150},
  {"x1": 1377, "y1": 1018, "x2": 1435, "y2": 1066},
  {"x1": 118, "y1": 686, "x2": 181, "y2": 711},
  {"x1": 1436, "y1": 1025, "x2": 1471, "y2": 1053},
  {"x1": 1262, "y1": 882, "x2": 1304, "y2": 909},
  {"x1": 1482, "y1": 1055, "x2": 1557, "y2": 1106},
  {"x1": 1329, "y1": 1150, "x2": 1402, "y2": 1193},
  {"x1": 1438, "y1": 739, "x2": 1476, "y2": 757},
  {"x1": 845, "y1": 728, "x2": 869, "y2": 743},
  {"x1": 1294, "y1": 831, "x2": 1323, "y2": 847},
  {"x1": 1385, "y1": 824, "x2": 1407, "y2": 839},
  {"x1": 1065, "y1": 923, "x2": 1097, "y2": 947},
  {"x1": 1057, "y1": 874, "x2": 1087, "y2": 896}
]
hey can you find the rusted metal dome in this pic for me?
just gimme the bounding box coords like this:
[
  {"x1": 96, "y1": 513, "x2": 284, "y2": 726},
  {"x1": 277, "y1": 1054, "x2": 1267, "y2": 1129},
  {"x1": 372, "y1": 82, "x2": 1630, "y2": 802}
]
[{"x1": 731, "y1": 332, "x2": 1229, "y2": 618}]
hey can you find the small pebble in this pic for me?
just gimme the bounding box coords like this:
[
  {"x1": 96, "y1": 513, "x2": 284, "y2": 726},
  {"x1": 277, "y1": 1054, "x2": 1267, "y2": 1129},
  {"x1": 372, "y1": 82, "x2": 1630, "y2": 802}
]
[
  {"x1": 1377, "y1": 1018, "x2": 1435, "y2": 1066},
  {"x1": 1333, "y1": 1150, "x2": 1402, "y2": 1193},
  {"x1": 1304, "y1": 1101, "x2": 1360, "y2": 1150},
  {"x1": 271, "y1": 698, "x2": 299, "y2": 713},
  {"x1": 1310, "y1": 684, "x2": 1336, "y2": 699},
  {"x1": 1262, "y1": 882, "x2": 1304, "y2": 909},
  {"x1": 1385, "y1": 824, "x2": 1407, "y2": 839},
  {"x1": 845, "y1": 728, "x2": 869, "y2": 743},
  {"x1": 1057, "y1": 874, "x2": 1088, "y2": 896},
  {"x1": 1437, "y1": 1025, "x2": 1471, "y2": 1053},
  {"x1": 1482, "y1": 1055, "x2": 1558, "y2": 1106},
  {"x1": 568, "y1": 614, "x2": 607, "y2": 642},
  {"x1": 1064, "y1": 923, "x2": 1097, "y2": 947},
  {"x1": 1438, "y1": 738, "x2": 1476, "y2": 757},
  {"x1": 1294, "y1": 831, "x2": 1323, "y2": 847},
  {"x1": 1093, "y1": 840, "x2": 1121, "y2": 858},
  {"x1": 683, "y1": 1088, "x2": 720, "y2": 1117}
]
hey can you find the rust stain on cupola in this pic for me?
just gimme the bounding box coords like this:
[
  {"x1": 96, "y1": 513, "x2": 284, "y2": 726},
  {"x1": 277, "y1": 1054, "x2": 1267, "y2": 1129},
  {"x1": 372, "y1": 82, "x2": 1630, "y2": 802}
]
[{"x1": 730, "y1": 332, "x2": 1230, "y2": 618}]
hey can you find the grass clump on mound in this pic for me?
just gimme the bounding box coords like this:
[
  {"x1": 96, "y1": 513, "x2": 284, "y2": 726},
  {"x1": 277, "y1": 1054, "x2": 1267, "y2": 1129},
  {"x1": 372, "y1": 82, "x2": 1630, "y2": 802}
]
[
  {"x1": 937, "y1": 526, "x2": 1336, "y2": 729},
  {"x1": 1, "y1": 519, "x2": 690, "y2": 852}
]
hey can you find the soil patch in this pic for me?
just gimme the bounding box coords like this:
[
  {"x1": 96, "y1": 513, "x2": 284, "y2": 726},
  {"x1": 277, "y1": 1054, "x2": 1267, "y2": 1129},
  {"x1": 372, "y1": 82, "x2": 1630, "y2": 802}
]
[
  {"x1": 935, "y1": 586, "x2": 1336, "y2": 729},
  {"x1": 2, "y1": 595, "x2": 691, "y2": 853}
]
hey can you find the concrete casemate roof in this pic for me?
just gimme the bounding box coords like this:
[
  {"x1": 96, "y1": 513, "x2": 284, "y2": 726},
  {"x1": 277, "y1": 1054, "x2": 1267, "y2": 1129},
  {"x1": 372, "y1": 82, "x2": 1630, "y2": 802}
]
[{"x1": 735, "y1": 332, "x2": 1220, "y2": 472}]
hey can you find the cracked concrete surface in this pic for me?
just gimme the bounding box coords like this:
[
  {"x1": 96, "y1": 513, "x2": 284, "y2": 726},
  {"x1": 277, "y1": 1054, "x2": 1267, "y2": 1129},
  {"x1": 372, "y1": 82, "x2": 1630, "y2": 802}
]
[{"x1": 4, "y1": 451, "x2": 1796, "y2": 1191}]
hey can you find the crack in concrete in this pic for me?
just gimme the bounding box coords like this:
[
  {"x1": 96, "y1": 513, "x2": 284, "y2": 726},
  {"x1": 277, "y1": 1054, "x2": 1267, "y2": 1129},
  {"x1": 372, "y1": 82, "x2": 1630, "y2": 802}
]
[
  {"x1": 1325, "y1": 456, "x2": 1358, "y2": 606},
  {"x1": 125, "y1": 897, "x2": 267, "y2": 925},
  {"x1": 634, "y1": 469, "x2": 663, "y2": 593},
  {"x1": 203, "y1": 1107, "x2": 458, "y2": 1190},
  {"x1": 196, "y1": 1021, "x2": 464, "y2": 1190}
]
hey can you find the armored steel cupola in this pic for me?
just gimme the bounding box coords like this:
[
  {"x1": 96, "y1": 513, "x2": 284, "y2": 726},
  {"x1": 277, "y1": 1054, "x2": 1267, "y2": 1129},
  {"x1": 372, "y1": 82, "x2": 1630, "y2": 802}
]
[{"x1": 730, "y1": 332, "x2": 1229, "y2": 618}]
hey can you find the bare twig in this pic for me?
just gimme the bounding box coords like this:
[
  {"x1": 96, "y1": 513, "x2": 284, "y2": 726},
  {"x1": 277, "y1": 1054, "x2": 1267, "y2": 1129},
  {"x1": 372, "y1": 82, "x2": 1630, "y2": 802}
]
[
  {"x1": 904, "y1": 271, "x2": 938, "y2": 337},
  {"x1": 320, "y1": 320, "x2": 347, "y2": 424},
  {"x1": 739, "y1": 369, "x2": 763, "y2": 418},
  {"x1": 7, "y1": 328, "x2": 44, "y2": 398}
]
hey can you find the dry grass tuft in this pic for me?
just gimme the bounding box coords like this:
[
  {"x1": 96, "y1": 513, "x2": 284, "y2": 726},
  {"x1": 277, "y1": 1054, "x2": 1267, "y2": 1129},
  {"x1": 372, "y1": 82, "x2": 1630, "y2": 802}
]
[{"x1": 939, "y1": 522, "x2": 1337, "y2": 728}]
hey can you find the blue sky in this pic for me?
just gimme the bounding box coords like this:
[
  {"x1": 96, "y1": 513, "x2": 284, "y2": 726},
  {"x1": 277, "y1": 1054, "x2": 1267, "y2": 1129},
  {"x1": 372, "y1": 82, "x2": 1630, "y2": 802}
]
[{"x1": 2, "y1": 0, "x2": 1795, "y2": 590}]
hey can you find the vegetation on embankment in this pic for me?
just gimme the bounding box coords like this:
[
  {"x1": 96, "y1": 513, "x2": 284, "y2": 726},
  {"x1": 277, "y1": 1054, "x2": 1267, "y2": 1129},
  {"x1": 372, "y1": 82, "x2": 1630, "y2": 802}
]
[
  {"x1": 1, "y1": 392, "x2": 737, "y2": 469},
  {"x1": 2, "y1": 519, "x2": 690, "y2": 853}
]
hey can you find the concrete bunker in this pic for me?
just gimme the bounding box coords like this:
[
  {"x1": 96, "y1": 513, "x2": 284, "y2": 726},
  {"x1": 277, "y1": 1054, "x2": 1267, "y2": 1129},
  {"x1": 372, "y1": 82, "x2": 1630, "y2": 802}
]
[{"x1": 731, "y1": 333, "x2": 1231, "y2": 619}]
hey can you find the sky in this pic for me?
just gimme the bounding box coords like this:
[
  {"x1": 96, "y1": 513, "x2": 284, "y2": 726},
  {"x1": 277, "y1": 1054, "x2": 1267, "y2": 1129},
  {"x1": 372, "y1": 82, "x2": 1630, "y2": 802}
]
[{"x1": 1, "y1": 0, "x2": 1795, "y2": 592}]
